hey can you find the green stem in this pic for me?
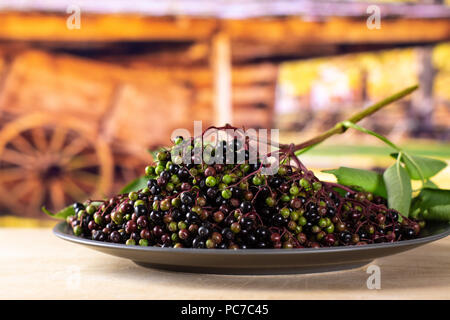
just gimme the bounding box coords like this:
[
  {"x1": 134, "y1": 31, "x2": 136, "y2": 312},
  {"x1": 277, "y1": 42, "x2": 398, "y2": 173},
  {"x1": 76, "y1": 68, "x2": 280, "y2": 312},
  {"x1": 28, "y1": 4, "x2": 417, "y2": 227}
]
[
  {"x1": 293, "y1": 85, "x2": 418, "y2": 154},
  {"x1": 340, "y1": 122, "x2": 426, "y2": 185},
  {"x1": 341, "y1": 121, "x2": 401, "y2": 151}
]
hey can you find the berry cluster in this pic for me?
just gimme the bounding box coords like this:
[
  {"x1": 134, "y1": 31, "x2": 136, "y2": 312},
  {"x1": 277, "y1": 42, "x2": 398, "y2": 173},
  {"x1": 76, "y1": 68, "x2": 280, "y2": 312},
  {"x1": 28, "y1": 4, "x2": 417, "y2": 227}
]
[{"x1": 67, "y1": 130, "x2": 422, "y2": 249}]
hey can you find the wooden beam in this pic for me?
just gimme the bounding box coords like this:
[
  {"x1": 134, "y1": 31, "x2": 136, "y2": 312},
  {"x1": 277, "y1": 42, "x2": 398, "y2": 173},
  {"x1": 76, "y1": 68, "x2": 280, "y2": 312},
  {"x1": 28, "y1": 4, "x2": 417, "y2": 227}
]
[
  {"x1": 0, "y1": 12, "x2": 448, "y2": 45},
  {"x1": 211, "y1": 32, "x2": 232, "y2": 126},
  {"x1": 0, "y1": 12, "x2": 217, "y2": 41},
  {"x1": 225, "y1": 17, "x2": 450, "y2": 44}
]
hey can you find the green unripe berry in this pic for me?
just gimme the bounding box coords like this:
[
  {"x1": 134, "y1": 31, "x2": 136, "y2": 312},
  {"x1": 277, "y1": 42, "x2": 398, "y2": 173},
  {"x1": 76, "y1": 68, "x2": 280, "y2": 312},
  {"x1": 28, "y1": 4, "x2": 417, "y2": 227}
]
[
  {"x1": 290, "y1": 211, "x2": 299, "y2": 221},
  {"x1": 240, "y1": 164, "x2": 250, "y2": 173},
  {"x1": 139, "y1": 239, "x2": 149, "y2": 246},
  {"x1": 278, "y1": 166, "x2": 287, "y2": 175},
  {"x1": 171, "y1": 233, "x2": 179, "y2": 242},
  {"x1": 218, "y1": 183, "x2": 227, "y2": 191},
  {"x1": 206, "y1": 239, "x2": 215, "y2": 249},
  {"x1": 160, "y1": 199, "x2": 171, "y2": 211},
  {"x1": 252, "y1": 175, "x2": 262, "y2": 186},
  {"x1": 178, "y1": 221, "x2": 187, "y2": 230},
  {"x1": 205, "y1": 176, "x2": 217, "y2": 187},
  {"x1": 86, "y1": 204, "x2": 96, "y2": 215},
  {"x1": 318, "y1": 218, "x2": 327, "y2": 228},
  {"x1": 73, "y1": 225, "x2": 82, "y2": 236},
  {"x1": 77, "y1": 210, "x2": 86, "y2": 219},
  {"x1": 281, "y1": 194, "x2": 290, "y2": 202},
  {"x1": 165, "y1": 182, "x2": 174, "y2": 192},
  {"x1": 171, "y1": 174, "x2": 180, "y2": 184},
  {"x1": 174, "y1": 136, "x2": 184, "y2": 145},
  {"x1": 280, "y1": 207, "x2": 291, "y2": 219},
  {"x1": 155, "y1": 165, "x2": 165, "y2": 175},
  {"x1": 222, "y1": 174, "x2": 233, "y2": 185},
  {"x1": 316, "y1": 231, "x2": 326, "y2": 241},
  {"x1": 169, "y1": 222, "x2": 178, "y2": 232},
  {"x1": 66, "y1": 215, "x2": 75, "y2": 224},
  {"x1": 145, "y1": 166, "x2": 155, "y2": 176},
  {"x1": 111, "y1": 211, "x2": 123, "y2": 225},
  {"x1": 298, "y1": 216, "x2": 307, "y2": 226},
  {"x1": 128, "y1": 192, "x2": 138, "y2": 201},
  {"x1": 152, "y1": 201, "x2": 159, "y2": 211},
  {"x1": 300, "y1": 178, "x2": 310, "y2": 189},
  {"x1": 221, "y1": 189, "x2": 232, "y2": 199},
  {"x1": 239, "y1": 181, "x2": 249, "y2": 190},
  {"x1": 295, "y1": 225, "x2": 302, "y2": 234},
  {"x1": 265, "y1": 196, "x2": 275, "y2": 207},
  {"x1": 191, "y1": 205, "x2": 202, "y2": 214},
  {"x1": 171, "y1": 198, "x2": 181, "y2": 208},
  {"x1": 126, "y1": 239, "x2": 136, "y2": 246},
  {"x1": 94, "y1": 213, "x2": 103, "y2": 225},
  {"x1": 134, "y1": 200, "x2": 145, "y2": 207},
  {"x1": 142, "y1": 187, "x2": 151, "y2": 195},
  {"x1": 326, "y1": 224, "x2": 335, "y2": 234},
  {"x1": 157, "y1": 151, "x2": 167, "y2": 161},
  {"x1": 125, "y1": 213, "x2": 131, "y2": 221},
  {"x1": 313, "y1": 181, "x2": 322, "y2": 191},
  {"x1": 289, "y1": 185, "x2": 299, "y2": 196}
]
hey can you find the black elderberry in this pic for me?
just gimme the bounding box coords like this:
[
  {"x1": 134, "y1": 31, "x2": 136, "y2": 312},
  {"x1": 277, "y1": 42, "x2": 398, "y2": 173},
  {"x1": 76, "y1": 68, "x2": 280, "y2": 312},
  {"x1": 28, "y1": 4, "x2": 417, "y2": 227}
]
[
  {"x1": 340, "y1": 231, "x2": 352, "y2": 243},
  {"x1": 192, "y1": 237, "x2": 205, "y2": 248},
  {"x1": 134, "y1": 205, "x2": 148, "y2": 217},
  {"x1": 198, "y1": 226, "x2": 210, "y2": 238},
  {"x1": 221, "y1": 228, "x2": 234, "y2": 240},
  {"x1": 240, "y1": 201, "x2": 252, "y2": 214}
]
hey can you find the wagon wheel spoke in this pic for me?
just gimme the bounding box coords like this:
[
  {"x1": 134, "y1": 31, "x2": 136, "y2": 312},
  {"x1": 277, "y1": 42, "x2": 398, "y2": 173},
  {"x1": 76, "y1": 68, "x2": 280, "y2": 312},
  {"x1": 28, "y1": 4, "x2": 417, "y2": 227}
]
[
  {"x1": 9, "y1": 133, "x2": 37, "y2": 156},
  {"x1": 61, "y1": 176, "x2": 89, "y2": 201},
  {"x1": 61, "y1": 137, "x2": 88, "y2": 158},
  {"x1": 9, "y1": 177, "x2": 38, "y2": 204},
  {"x1": 30, "y1": 126, "x2": 48, "y2": 153},
  {"x1": 27, "y1": 182, "x2": 45, "y2": 213},
  {"x1": 69, "y1": 171, "x2": 99, "y2": 190},
  {"x1": 0, "y1": 149, "x2": 34, "y2": 166},
  {"x1": 49, "y1": 180, "x2": 66, "y2": 211},
  {"x1": 65, "y1": 153, "x2": 100, "y2": 171},
  {"x1": 49, "y1": 127, "x2": 68, "y2": 153},
  {"x1": 0, "y1": 167, "x2": 28, "y2": 183}
]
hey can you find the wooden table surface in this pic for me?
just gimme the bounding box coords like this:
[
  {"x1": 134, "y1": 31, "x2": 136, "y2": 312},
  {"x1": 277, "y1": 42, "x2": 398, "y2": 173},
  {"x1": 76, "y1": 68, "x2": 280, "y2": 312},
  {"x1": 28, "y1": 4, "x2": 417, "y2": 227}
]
[{"x1": 1, "y1": 227, "x2": 449, "y2": 300}]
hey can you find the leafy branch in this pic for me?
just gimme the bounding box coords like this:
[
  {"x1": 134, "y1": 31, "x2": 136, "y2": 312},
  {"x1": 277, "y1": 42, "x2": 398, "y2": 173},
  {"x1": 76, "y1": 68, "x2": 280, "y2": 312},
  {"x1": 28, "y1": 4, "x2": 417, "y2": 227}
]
[{"x1": 323, "y1": 121, "x2": 449, "y2": 221}]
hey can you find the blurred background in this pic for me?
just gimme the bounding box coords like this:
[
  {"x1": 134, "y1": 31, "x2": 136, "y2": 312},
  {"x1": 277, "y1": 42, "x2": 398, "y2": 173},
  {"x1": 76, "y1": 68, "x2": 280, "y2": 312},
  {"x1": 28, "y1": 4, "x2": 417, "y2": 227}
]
[{"x1": 0, "y1": 0, "x2": 449, "y2": 225}]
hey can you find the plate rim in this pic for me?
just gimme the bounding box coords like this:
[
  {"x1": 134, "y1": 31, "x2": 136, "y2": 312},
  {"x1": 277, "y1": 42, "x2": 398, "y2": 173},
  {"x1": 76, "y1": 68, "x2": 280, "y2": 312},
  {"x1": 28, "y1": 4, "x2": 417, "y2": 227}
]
[{"x1": 53, "y1": 221, "x2": 450, "y2": 255}]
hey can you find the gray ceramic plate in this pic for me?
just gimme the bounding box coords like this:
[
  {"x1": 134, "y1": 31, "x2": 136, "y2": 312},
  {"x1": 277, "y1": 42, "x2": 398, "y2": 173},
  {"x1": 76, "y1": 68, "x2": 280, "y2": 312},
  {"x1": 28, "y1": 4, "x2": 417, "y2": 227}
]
[{"x1": 54, "y1": 221, "x2": 450, "y2": 274}]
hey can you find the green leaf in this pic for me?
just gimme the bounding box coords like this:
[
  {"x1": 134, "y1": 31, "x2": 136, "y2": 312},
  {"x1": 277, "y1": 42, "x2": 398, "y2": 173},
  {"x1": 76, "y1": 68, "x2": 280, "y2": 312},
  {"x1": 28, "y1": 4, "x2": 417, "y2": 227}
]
[
  {"x1": 423, "y1": 205, "x2": 450, "y2": 222},
  {"x1": 120, "y1": 176, "x2": 149, "y2": 194},
  {"x1": 416, "y1": 188, "x2": 450, "y2": 209},
  {"x1": 42, "y1": 205, "x2": 75, "y2": 220},
  {"x1": 383, "y1": 161, "x2": 412, "y2": 216},
  {"x1": 423, "y1": 180, "x2": 439, "y2": 189},
  {"x1": 323, "y1": 167, "x2": 387, "y2": 197},
  {"x1": 390, "y1": 153, "x2": 446, "y2": 180}
]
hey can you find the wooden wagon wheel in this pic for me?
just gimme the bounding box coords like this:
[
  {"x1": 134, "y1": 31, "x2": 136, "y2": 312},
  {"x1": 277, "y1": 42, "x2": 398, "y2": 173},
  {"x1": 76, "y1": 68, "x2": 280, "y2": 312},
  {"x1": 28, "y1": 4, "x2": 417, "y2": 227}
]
[{"x1": 0, "y1": 113, "x2": 113, "y2": 217}]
